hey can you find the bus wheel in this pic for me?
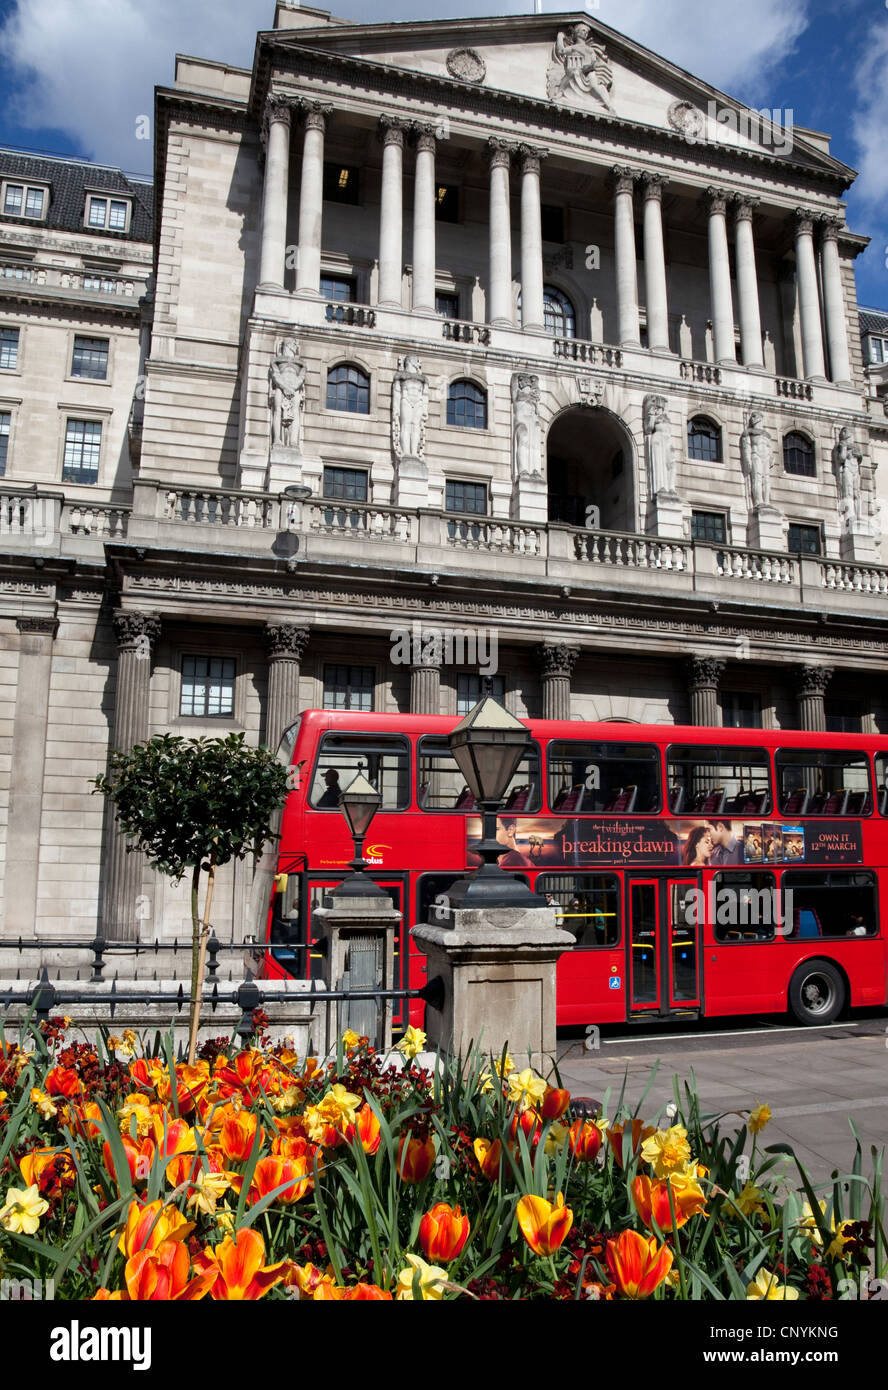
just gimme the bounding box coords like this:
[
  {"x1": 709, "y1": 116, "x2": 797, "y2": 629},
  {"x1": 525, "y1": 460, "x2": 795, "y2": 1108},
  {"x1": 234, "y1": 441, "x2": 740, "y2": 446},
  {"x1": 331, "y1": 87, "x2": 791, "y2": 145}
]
[{"x1": 788, "y1": 960, "x2": 845, "y2": 1025}]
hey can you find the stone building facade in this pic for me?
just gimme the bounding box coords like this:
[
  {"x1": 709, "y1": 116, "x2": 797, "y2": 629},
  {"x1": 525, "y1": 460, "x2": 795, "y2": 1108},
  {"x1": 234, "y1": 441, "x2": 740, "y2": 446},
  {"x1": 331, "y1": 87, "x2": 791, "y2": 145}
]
[{"x1": 2, "y1": 3, "x2": 888, "y2": 945}]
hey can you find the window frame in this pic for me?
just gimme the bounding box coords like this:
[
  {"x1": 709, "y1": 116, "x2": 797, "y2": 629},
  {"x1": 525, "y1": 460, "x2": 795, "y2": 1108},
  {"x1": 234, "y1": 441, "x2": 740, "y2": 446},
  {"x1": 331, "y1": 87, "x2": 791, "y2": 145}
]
[
  {"x1": 781, "y1": 869, "x2": 879, "y2": 940},
  {"x1": 322, "y1": 663, "x2": 375, "y2": 713},
  {"x1": 417, "y1": 733, "x2": 542, "y2": 814},
  {"x1": 308, "y1": 731, "x2": 410, "y2": 811},
  {"x1": 542, "y1": 285, "x2": 576, "y2": 339},
  {"x1": 83, "y1": 193, "x2": 132, "y2": 234},
  {"x1": 320, "y1": 274, "x2": 357, "y2": 304},
  {"x1": 446, "y1": 379, "x2": 487, "y2": 430},
  {"x1": 456, "y1": 673, "x2": 505, "y2": 716},
  {"x1": 787, "y1": 522, "x2": 823, "y2": 556},
  {"x1": 445, "y1": 478, "x2": 487, "y2": 516},
  {"x1": 69, "y1": 333, "x2": 111, "y2": 382},
  {"x1": 179, "y1": 654, "x2": 237, "y2": 719},
  {"x1": 666, "y1": 743, "x2": 773, "y2": 817},
  {"x1": 711, "y1": 870, "x2": 779, "y2": 944},
  {"x1": 546, "y1": 738, "x2": 663, "y2": 816},
  {"x1": 0, "y1": 326, "x2": 20, "y2": 374},
  {"x1": 1, "y1": 179, "x2": 49, "y2": 220},
  {"x1": 0, "y1": 409, "x2": 11, "y2": 478},
  {"x1": 775, "y1": 747, "x2": 873, "y2": 817},
  {"x1": 61, "y1": 416, "x2": 104, "y2": 486},
  {"x1": 687, "y1": 415, "x2": 723, "y2": 463},
  {"x1": 720, "y1": 691, "x2": 764, "y2": 730},
  {"x1": 690, "y1": 509, "x2": 728, "y2": 545},
  {"x1": 325, "y1": 362, "x2": 371, "y2": 415},
  {"x1": 783, "y1": 431, "x2": 816, "y2": 478},
  {"x1": 322, "y1": 465, "x2": 368, "y2": 503},
  {"x1": 322, "y1": 163, "x2": 361, "y2": 206},
  {"x1": 537, "y1": 872, "x2": 622, "y2": 949}
]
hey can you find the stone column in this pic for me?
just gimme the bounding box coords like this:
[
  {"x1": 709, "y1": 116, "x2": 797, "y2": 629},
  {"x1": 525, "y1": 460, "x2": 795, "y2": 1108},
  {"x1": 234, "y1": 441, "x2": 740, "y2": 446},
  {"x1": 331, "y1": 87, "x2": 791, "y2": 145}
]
[
  {"x1": 258, "y1": 98, "x2": 292, "y2": 290},
  {"x1": 819, "y1": 217, "x2": 853, "y2": 386},
  {"x1": 686, "y1": 656, "x2": 725, "y2": 726},
  {"x1": 378, "y1": 117, "x2": 406, "y2": 309},
  {"x1": 103, "y1": 611, "x2": 161, "y2": 941},
  {"x1": 538, "y1": 644, "x2": 579, "y2": 721},
  {"x1": 796, "y1": 665, "x2": 833, "y2": 732},
  {"x1": 642, "y1": 174, "x2": 670, "y2": 352},
  {"x1": 794, "y1": 211, "x2": 827, "y2": 381},
  {"x1": 294, "y1": 104, "x2": 330, "y2": 297},
  {"x1": 410, "y1": 651, "x2": 442, "y2": 715},
  {"x1": 518, "y1": 144, "x2": 546, "y2": 332},
  {"x1": 613, "y1": 166, "x2": 641, "y2": 347},
  {"x1": 706, "y1": 188, "x2": 736, "y2": 364},
  {"x1": 733, "y1": 197, "x2": 765, "y2": 369},
  {"x1": 488, "y1": 139, "x2": 515, "y2": 327},
  {"x1": 411, "y1": 126, "x2": 437, "y2": 314},
  {"x1": 5, "y1": 617, "x2": 57, "y2": 935},
  {"x1": 264, "y1": 623, "x2": 309, "y2": 750}
]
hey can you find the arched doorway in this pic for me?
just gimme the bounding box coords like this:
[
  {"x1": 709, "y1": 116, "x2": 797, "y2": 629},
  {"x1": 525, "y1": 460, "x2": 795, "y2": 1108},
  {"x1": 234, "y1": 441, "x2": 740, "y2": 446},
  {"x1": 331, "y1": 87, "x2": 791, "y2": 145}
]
[{"x1": 546, "y1": 407, "x2": 635, "y2": 531}]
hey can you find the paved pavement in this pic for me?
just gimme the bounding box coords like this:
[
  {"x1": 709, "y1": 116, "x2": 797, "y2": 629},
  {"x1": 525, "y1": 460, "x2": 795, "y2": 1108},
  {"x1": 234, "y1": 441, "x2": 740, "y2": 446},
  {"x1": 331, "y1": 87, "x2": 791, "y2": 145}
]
[{"x1": 555, "y1": 1012, "x2": 888, "y2": 1186}]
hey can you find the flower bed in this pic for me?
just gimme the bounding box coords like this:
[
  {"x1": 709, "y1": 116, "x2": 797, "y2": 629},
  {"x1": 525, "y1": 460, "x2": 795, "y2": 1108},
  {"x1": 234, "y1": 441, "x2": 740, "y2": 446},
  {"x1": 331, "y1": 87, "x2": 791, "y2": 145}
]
[{"x1": 0, "y1": 1015, "x2": 883, "y2": 1301}]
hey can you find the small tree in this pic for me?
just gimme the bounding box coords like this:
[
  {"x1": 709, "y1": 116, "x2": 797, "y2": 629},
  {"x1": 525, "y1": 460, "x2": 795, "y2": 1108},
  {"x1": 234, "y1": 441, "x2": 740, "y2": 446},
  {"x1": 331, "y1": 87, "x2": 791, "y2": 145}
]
[{"x1": 93, "y1": 732, "x2": 289, "y2": 1060}]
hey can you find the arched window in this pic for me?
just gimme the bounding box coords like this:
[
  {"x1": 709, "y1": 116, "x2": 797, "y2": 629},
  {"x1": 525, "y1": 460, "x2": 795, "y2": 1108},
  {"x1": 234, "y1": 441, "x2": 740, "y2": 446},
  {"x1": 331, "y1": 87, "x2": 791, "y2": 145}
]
[
  {"x1": 783, "y1": 431, "x2": 816, "y2": 477},
  {"x1": 687, "y1": 416, "x2": 722, "y2": 463},
  {"x1": 543, "y1": 286, "x2": 576, "y2": 338},
  {"x1": 326, "y1": 363, "x2": 370, "y2": 414},
  {"x1": 446, "y1": 379, "x2": 487, "y2": 429}
]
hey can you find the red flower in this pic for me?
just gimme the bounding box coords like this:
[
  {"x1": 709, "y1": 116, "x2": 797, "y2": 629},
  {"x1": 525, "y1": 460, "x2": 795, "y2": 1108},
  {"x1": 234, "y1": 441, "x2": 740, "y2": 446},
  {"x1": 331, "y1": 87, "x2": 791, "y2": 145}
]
[
  {"x1": 420, "y1": 1203, "x2": 470, "y2": 1263},
  {"x1": 397, "y1": 1134, "x2": 435, "y2": 1183},
  {"x1": 541, "y1": 1087, "x2": 571, "y2": 1121},
  {"x1": 567, "y1": 1119, "x2": 602, "y2": 1163}
]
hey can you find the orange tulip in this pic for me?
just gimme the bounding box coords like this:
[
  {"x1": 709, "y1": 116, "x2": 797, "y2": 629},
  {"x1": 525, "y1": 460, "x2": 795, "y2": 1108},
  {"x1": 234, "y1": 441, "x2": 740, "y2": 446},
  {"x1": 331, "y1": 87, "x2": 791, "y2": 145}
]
[
  {"x1": 119, "y1": 1199, "x2": 194, "y2": 1259},
  {"x1": 510, "y1": 1109, "x2": 542, "y2": 1148},
  {"x1": 605, "y1": 1228, "x2": 673, "y2": 1299},
  {"x1": 473, "y1": 1137, "x2": 504, "y2": 1183},
  {"x1": 607, "y1": 1119, "x2": 656, "y2": 1169},
  {"x1": 196, "y1": 1227, "x2": 287, "y2": 1301},
  {"x1": 397, "y1": 1134, "x2": 436, "y2": 1184},
  {"x1": 343, "y1": 1282, "x2": 393, "y2": 1300},
  {"x1": 249, "y1": 1155, "x2": 312, "y2": 1205},
  {"x1": 123, "y1": 1240, "x2": 214, "y2": 1302},
  {"x1": 69, "y1": 1101, "x2": 104, "y2": 1138},
  {"x1": 284, "y1": 1262, "x2": 333, "y2": 1298},
  {"x1": 349, "y1": 1104, "x2": 381, "y2": 1155},
  {"x1": 45, "y1": 1065, "x2": 82, "y2": 1098},
  {"x1": 19, "y1": 1147, "x2": 75, "y2": 1190},
  {"x1": 541, "y1": 1086, "x2": 571, "y2": 1121},
  {"x1": 219, "y1": 1111, "x2": 265, "y2": 1164},
  {"x1": 103, "y1": 1135, "x2": 156, "y2": 1188},
  {"x1": 567, "y1": 1119, "x2": 602, "y2": 1163},
  {"x1": 420, "y1": 1202, "x2": 470, "y2": 1263},
  {"x1": 632, "y1": 1175, "x2": 707, "y2": 1232},
  {"x1": 516, "y1": 1192, "x2": 573, "y2": 1256}
]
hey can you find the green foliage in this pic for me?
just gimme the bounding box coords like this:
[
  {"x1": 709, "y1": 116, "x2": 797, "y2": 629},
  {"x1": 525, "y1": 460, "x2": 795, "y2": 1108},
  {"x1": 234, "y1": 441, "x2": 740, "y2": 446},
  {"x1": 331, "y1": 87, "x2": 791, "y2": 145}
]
[{"x1": 91, "y1": 732, "x2": 289, "y2": 882}]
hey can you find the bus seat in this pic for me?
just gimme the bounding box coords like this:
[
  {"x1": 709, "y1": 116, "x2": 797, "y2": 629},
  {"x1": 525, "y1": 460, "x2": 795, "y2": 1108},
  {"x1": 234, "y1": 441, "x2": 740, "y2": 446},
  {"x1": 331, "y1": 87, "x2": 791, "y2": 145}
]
[
  {"x1": 782, "y1": 788, "x2": 809, "y2": 816},
  {"x1": 608, "y1": 784, "x2": 637, "y2": 813},
  {"x1": 796, "y1": 909, "x2": 821, "y2": 939},
  {"x1": 699, "y1": 787, "x2": 726, "y2": 815},
  {"x1": 845, "y1": 791, "x2": 869, "y2": 816},
  {"x1": 554, "y1": 783, "x2": 584, "y2": 813},
  {"x1": 807, "y1": 792, "x2": 826, "y2": 816},
  {"x1": 504, "y1": 784, "x2": 530, "y2": 811},
  {"x1": 668, "y1": 786, "x2": 685, "y2": 814},
  {"x1": 821, "y1": 789, "x2": 849, "y2": 817},
  {"x1": 601, "y1": 787, "x2": 624, "y2": 812},
  {"x1": 454, "y1": 786, "x2": 477, "y2": 810}
]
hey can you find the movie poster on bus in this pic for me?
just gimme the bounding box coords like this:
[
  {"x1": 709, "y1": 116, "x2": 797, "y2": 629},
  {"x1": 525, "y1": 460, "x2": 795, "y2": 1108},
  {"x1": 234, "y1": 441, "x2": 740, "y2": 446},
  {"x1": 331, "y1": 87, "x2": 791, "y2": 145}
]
[{"x1": 466, "y1": 817, "x2": 863, "y2": 870}]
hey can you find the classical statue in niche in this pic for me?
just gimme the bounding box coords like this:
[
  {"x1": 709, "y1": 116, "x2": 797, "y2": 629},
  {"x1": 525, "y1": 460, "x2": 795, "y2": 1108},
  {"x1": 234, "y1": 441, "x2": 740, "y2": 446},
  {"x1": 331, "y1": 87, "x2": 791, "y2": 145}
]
[
  {"x1": 833, "y1": 425, "x2": 863, "y2": 526},
  {"x1": 511, "y1": 373, "x2": 543, "y2": 479},
  {"x1": 642, "y1": 394, "x2": 676, "y2": 496},
  {"x1": 547, "y1": 23, "x2": 615, "y2": 113},
  {"x1": 268, "y1": 337, "x2": 306, "y2": 450},
  {"x1": 739, "y1": 410, "x2": 775, "y2": 510},
  {"x1": 391, "y1": 353, "x2": 428, "y2": 461}
]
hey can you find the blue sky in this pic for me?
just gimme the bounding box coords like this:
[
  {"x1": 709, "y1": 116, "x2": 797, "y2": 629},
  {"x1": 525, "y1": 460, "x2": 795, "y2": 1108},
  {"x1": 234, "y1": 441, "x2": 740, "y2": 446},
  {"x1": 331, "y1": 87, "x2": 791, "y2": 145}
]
[{"x1": 0, "y1": 0, "x2": 885, "y2": 307}]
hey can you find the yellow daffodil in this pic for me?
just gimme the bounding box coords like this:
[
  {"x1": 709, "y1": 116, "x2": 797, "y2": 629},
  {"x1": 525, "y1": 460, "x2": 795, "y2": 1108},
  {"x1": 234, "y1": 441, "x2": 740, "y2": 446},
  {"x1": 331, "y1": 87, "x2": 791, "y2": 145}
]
[
  {"x1": 270, "y1": 1086, "x2": 301, "y2": 1113},
  {"x1": 341, "y1": 1030, "x2": 360, "y2": 1050},
  {"x1": 746, "y1": 1267, "x2": 799, "y2": 1300},
  {"x1": 30, "y1": 1087, "x2": 58, "y2": 1120},
  {"x1": 640, "y1": 1124, "x2": 692, "y2": 1179},
  {"x1": 544, "y1": 1122, "x2": 570, "y2": 1157},
  {"x1": 187, "y1": 1169, "x2": 232, "y2": 1217},
  {"x1": 0, "y1": 1092, "x2": 6, "y2": 1106},
  {"x1": 117, "y1": 1095, "x2": 154, "y2": 1137},
  {"x1": 728, "y1": 1183, "x2": 766, "y2": 1219},
  {"x1": 12, "y1": 1052, "x2": 33, "y2": 1077},
  {"x1": 305, "y1": 1084, "x2": 361, "y2": 1143},
  {"x1": 0, "y1": 1184, "x2": 50, "y2": 1235},
  {"x1": 827, "y1": 1220, "x2": 856, "y2": 1262},
  {"x1": 798, "y1": 1200, "x2": 829, "y2": 1247},
  {"x1": 748, "y1": 1104, "x2": 772, "y2": 1134},
  {"x1": 396, "y1": 1254, "x2": 449, "y2": 1301},
  {"x1": 507, "y1": 1068, "x2": 547, "y2": 1111},
  {"x1": 215, "y1": 1203, "x2": 237, "y2": 1236},
  {"x1": 396, "y1": 1026, "x2": 427, "y2": 1060}
]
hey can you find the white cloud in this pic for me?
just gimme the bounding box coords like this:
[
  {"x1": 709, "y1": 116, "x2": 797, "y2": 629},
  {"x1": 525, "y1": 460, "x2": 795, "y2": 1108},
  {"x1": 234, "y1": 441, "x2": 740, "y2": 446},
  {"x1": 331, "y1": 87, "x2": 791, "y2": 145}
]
[{"x1": 849, "y1": 19, "x2": 888, "y2": 206}]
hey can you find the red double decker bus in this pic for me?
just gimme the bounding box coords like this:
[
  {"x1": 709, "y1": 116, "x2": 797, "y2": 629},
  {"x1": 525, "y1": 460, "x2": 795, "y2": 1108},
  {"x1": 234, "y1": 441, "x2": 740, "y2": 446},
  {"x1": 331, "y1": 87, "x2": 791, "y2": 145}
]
[{"x1": 257, "y1": 710, "x2": 888, "y2": 1031}]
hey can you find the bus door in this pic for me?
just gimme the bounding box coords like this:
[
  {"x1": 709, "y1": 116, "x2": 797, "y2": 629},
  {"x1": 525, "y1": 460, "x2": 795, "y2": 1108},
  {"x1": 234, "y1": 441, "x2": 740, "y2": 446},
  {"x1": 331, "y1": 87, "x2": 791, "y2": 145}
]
[
  {"x1": 306, "y1": 875, "x2": 409, "y2": 1031},
  {"x1": 626, "y1": 875, "x2": 701, "y2": 1019}
]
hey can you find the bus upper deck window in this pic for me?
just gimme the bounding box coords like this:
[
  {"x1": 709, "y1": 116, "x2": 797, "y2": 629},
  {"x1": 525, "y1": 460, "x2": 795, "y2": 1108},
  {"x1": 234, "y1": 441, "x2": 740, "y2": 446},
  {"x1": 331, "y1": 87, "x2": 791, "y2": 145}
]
[
  {"x1": 309, "y1": 734, "x2": 410, "y2": 810},
  {"x1": 546, "y1": 741, "x2": 661, "y2": 815},
  {"x1": 776, "y1": 749, "x2": 871, "y2": 817},
  {"x1": 417, "y1": 735, "x2": 541, "y2": 812},
  {"x1": 666, "y1": 745, "x2": 772, "y2": 818}
]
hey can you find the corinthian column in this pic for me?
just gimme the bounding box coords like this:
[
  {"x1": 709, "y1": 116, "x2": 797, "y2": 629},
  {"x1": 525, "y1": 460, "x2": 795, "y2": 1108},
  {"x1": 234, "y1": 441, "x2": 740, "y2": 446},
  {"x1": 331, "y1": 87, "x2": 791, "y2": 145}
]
[
  {"x1": 686, "y1": 656, "x2": 725, "y2": 726},
  {"x1": 258, "y1": 98, "x2": 292, "y2": 289},
  {"x1": 411, "y1": 126, "x2": 437, "y2": 314},
  {"x1": 378, "y1": 117, "x2": 406, "y2": 309},
  {"x1": 518, "y1": 145, "x2": 546, "y2": 332},
  {"x1": 294, "y1": 104, "x2": 330, "y2": 297},
  {"x1": 488, "y1": 139, "x2": 515, "y2": 327},
  {"x1": 410, "y1": 650, "x2": 442, "y2": 715},
  {"x1": 613, "y1": 167, "x2": 640, "y2": 347},
  {"x1": 794, "y1": 211, "x2": 827, "y2": 381},
  {"x1": 642, "y1": 174, "x2": 669, "y2": 352},
  {"x1": 706, "y1": 189, "x2": 736, "y2": 364},
  {"x1": 795, "y1": 665, "x2": 833, "y2": 732},
  {"x1": 264, "y1": 624, "x2": 309, "y2": 749},
  {"x1": 733, "y1": 197, "x2": 765, "y2": 369},
  {"x1": 819, "y1": 217, "x2": 853, "y2": 386},
  {"x1": 103, "y1": 611, "x2": 161, "y2": 941},
  {"x1": 538, "y1": 644, "x2": 579, "y2": 721}
]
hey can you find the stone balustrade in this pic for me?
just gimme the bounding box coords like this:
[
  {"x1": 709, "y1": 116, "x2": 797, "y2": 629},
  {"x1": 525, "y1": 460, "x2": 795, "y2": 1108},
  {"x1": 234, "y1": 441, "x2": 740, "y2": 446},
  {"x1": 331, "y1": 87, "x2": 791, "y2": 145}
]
[
  {"x1": 62, "y1": 502, "x2": 129, "y2": 538},
  {"x1": 574, "y1": 529, "x2": 689, "y2": 570},
  {"x1": 776, "y1": 377, "x2": 814, "y2": 401},
  {"x1": 446, "y1": 515, "x2": 543, "y2": 554},
  {"x1": 162, "y1": 487, "x2": 278, "y2": 529},
  {"x1": 715, "y1": 546, "x2": 796, "y2": 584},
  {"x1": 552, "y1": 338, "x2": 623, "y2": 366},
  {"x1": 821, "y1": 561, "x2": 888, "y2": 595},
  {"x1": 306, "y1": 499, "x2": 416, "y2": 543},
  {"x1": 0, "y1": 262, "x2": 145, "y2": 297},
  {"x1": 679, "y1": 360, "x2": 723, "y2": 385}
]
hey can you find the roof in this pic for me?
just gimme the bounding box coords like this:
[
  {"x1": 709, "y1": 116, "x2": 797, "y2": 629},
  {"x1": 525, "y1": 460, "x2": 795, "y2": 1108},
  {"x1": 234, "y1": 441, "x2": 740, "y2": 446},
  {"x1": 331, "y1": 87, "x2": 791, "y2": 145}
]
[
  {"x1": 860, "y1": 308, "x2": 888, "y2": 335},
  {"x1": 0, "y1": 147, "x2": 153, "y2": 243}
]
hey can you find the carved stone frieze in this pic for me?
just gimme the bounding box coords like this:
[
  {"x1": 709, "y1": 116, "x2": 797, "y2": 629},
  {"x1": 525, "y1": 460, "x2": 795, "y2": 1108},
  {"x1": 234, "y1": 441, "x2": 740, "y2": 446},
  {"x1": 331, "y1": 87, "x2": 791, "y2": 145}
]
[{"x1": 16, "y1": 616, "x2": 58, "y2": 636}]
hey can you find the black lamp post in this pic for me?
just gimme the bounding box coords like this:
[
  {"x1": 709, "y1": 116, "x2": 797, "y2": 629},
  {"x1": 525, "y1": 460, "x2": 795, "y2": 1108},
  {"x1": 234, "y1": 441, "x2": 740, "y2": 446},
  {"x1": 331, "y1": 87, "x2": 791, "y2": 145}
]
[
  {"x1": 333, "y1": 767, "x2": 385, "y2": 897},
  {"x1": 445, "y1": 688, "x2": 548, "y2": 910}
]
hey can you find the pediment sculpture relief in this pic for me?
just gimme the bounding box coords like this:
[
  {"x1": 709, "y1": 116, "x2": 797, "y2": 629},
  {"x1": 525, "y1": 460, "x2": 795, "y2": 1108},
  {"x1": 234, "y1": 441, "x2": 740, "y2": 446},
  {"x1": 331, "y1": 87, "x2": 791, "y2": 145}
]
[{"x1": 547, "y1": 23, "x2": 615, "y2": 113}]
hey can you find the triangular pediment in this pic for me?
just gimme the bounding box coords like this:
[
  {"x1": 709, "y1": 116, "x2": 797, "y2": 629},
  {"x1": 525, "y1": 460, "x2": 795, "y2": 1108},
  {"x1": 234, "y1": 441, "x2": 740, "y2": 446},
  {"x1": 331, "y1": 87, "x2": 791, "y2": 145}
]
[{"x1": 263, "y1": 10, "x2": 852, "y2": 180}]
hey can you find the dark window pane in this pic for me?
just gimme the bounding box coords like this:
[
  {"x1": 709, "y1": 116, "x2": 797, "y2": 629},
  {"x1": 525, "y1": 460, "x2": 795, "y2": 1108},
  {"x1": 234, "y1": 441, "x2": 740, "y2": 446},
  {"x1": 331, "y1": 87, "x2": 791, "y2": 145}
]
[
  {"x1": 435, "y1": 292, "x2": 459, "y2": 318},
  {"x1": 323, "y1": 164, "x2": 360, "y2": 205},
  {"x1": 71, "y1": 335, "x2": 109, "y2": 380},
  {"x1": 540, "y1": 205, "x2": 565, "y2": 243},
  {"x1": 88, "y1": 198, "x2": 106, "y2": 227},
  {"x1": 25, "y1": 188, "x2": 44, "y2": 218},
  {"x1": 691, "y1": 510, "x2": 727, "y2": 544},
  {"x1": 666, "y1": 745, "x2": 772, "y2": 817},
  {"x1": 322, "y1": 467, "x2": 367, "y2": 502},
  {"x1": 445, "y1": 480, "x2": 486, "y2": 515},
  {"x1": 547, "y1": 740, "x2": 662, "y2": 814},
  {"x1": 418, "y1": 735, "x2": 540, "y2": 812},
  {"x1": 688, "y1": 417, "x2": 722, "y2": 462},
  {"x1": 326, "y1": 364, "x2": 370, "y2": 414},
  {"x1": 108, "y1": 200, "x2": 128, "y2": 230},
  {"x1": 0, "y1": 411, "x2": 9, "y2": 476},
  {"x1": 784, "y1": 432, "x2": 816, "y2": 477},
  {"x1": 825, "y1": 699, "x2": 863, "y2": 734},
  {"x1": 543, "y1": 286, "x2": 575, "y2": 337},
  {"x1": 320, "y1": 275, "x2": 356, "y2": 303},
  {"x1": 721, "y1": 692, "x2": 763, "y2": 729},
  {"x1": 456, "y1": 673, "x2": 504, "y2": 715},
  {"x1": 782, "y1": 871, "x2": 878, "y2": 938},
  {"x1": 322, "y1": 664, "x2": 374, "y2": 712},
  {"x1": 62, "y1": 419, "x2": 102, "y2": 484},
  {"x1": 180, "y1": 655, "x2": 235, "y2": 717},
  {"x1": 446, "y1": 380, "x2": 486, "y2": 429},
  {"x1": 788, "y1": 524, "x2": 821, "y2": 555},
  {"x1": 4, "y1": 185, "x2": 23, "y2": 215},
  {"x1": 776, "y1": 749, "x2": 871, "y2": 815},
  {"x1": 538, "y1": 874, "x2": 620, "y2": 948},
  {"x1": 0, "y1": 328, "x2": 19, "y2": 371},
  {"x1": 434, "y1": 185, "x2": 459, "y2": 222},
  {"x1": 712, "y1": 872, "x2": 778, "y2": 942}
]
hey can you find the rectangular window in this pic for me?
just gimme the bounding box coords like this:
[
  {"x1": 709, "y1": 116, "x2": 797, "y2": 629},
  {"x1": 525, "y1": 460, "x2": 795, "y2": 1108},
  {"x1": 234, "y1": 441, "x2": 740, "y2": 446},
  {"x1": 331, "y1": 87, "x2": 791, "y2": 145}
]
[
  {"x1": 691, "y1": 510, "x2": 727, "y2": 545},
  {"x1": 445, "y1": 479, "x2": 487, "y2": 515},
  {"x1": 310, "y1": 732, "x2": 408, "y2": 809},
  {"x1": 3, "y1": 185, "x2": 23, "y2": 215},
  {"x1": 320, "y1": 274, "x2": 356, "y2": 303},
  {"x1": 108, "y1": 199, "x2": 128, "y2": 230},
  {"x1": 322, "y1": 466, "x2": 367, "y2": 502},
  {"x1": 457, "y1": 673, "x2": 505, "y2": 716},
  {"x1": 538, "y1": 874, "x2": 620, "y2": 948},
  {"x1": 0, "y1": 412, "x2": 10, "y2": 476},
  {"x1": 667, "y1": 745, "x2": 772, "y2": 817},
  {"x1": 322, "y1": 664, "x2": 374, "y2": 712},
  {"x1": 2, "y1": 266, "x2": 32, "y2": 282},
  {"x1": 435, "y1": 292, "x2": 459, "y2": 319},
  {"x1": 322, "y1": 163, "x2": 360, "y2": 205},
  {"x1": 2, "y1": 182, "x2": 45, "y2": 218},
  {"x1": 788, "y1": 523, "x2": 822, "y2": 555},
  {"x1": 775, "y1": 748, "x2": 871, "y2": 816},
  {"x1": 24, "y1": 188, "x2": 44, "y2": 218},
  {"x1": 418, "y1": 734, "x2": 541, "y2": 813},
  {"x1": 869, "y1": 337, "x2": 888, "y2": 364},
  {"x1": 547, "y1": 740, "x2": 662, "y2": 815},
  {"x1": 712, "y1": 871, "x2": 778, "y2": 942},
  {"x1": 62, "y1": 419, "x2": 102, "y2": 484},
  {"x1": 874, "y1": 754, "x2": 888, "y2": 815},
  {"x1": 825, "y1": 699, "x2": 863, "y2": 734},
  {"x1": 180, "y1": 655, "x2": 236, "y2": 717},
  {"x1": 783, "y1": 870, "x2": 878, "y2": 939},
  {"x1": 0, "y1": 328, "x2": 19, "y2": 371},
  {"x1": 71, "y1": 335, "x2": 109, "y2": 380},
  {"x1": 721, "y1": 691, "x2": 763, "y2": 730},
  {"x1": 434, "y1": 185, "x2": 459, "y2": 223},
  {"x1": 88, "y1": 197, "x2": 107, "y2": 227},
  {"x1": 540, "y1": 204, "x2": 565, "y2": 243}
]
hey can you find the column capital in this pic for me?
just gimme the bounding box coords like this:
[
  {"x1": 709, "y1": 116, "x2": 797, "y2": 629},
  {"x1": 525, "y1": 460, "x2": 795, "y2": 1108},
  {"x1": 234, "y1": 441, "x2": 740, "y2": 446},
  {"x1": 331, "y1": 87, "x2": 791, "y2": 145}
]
[
  {"x1": 641, "y1": 172, "x2": 668, "y2": 200},
  {"x1": 379, "y1": 115, "x2": 407, "y2": 147},
  {"x1": 796, "y1": 663, "x2": 834, "y2": 697},
  {"x1": 261, "y1": 95, "x2": 294, "y2": 145},
  {"x1": 300, "y1": 101, "x2": 333, "y2": 133},
  {"x1": 705, "y1": 187, "x2": 729, "y2": 216},
  {"x1": 411, "y1": 122, "x2": 438, "y2": 153},
  {"x1": 537, "y1": 642, "x2": 579, "y2": 679},
  {"x1": 112, "y1": 610, "x2": 161, "y2": 654},
  {"x1": 733, "y1": 195, "x2": 760, "y2": 223},
  {"x1": 16, "y1": 615, "x2": 58, "y2": 636},
  {"x1": 686, "y1": 655, "x2": 725, "y2": 688},
  {"x1": 794, "y1": 208, "x2": 816, "y2": 236},
  {"x1": 517, "y1": 143, "x2": 547, "y2": 174},
  {"x1": 818, "y1": 214, "x2": 844, "y2": 243},
  {"x1": 488, "y1": 137, "x2": 517, "y2": 169},
  {"x1": 264, "y1": 622, "x2": 310, "y2": 661},
  {"x1": 612, "y1": 165, "x2": 639, "y2": 194}
]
